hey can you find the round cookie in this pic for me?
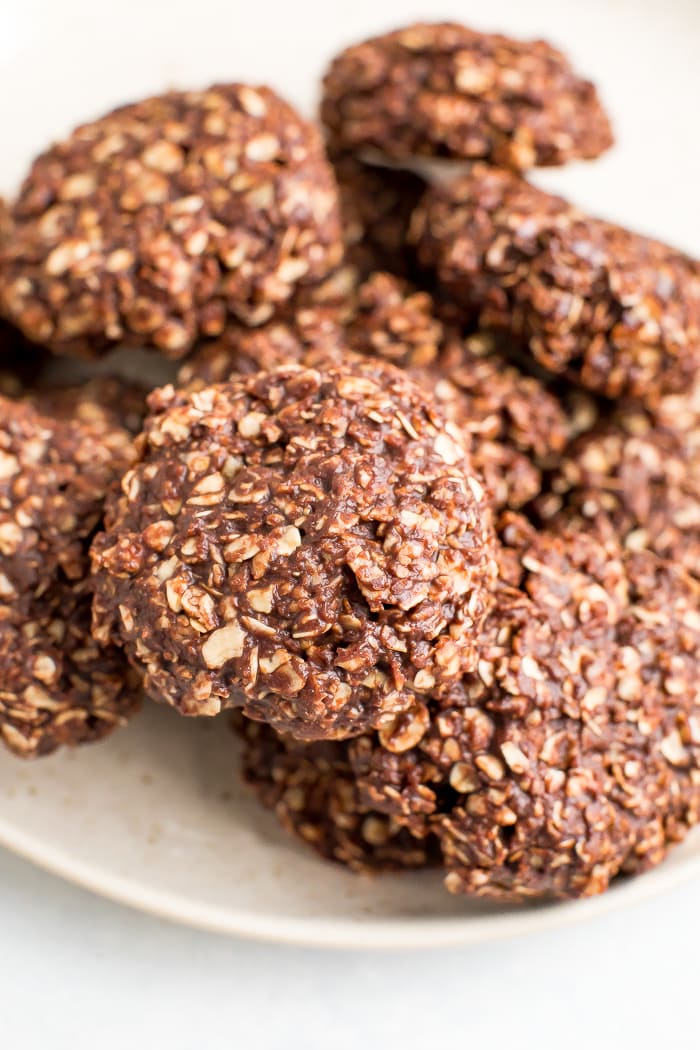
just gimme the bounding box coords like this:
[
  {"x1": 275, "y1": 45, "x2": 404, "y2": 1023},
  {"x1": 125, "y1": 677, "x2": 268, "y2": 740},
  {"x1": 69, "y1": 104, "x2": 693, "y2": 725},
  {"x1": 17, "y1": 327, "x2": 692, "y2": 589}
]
[
  {"x1": 411, "y1": 165, "x2": 700, "y2": 401},
  {"x1": 351, "y1": 516, "x2": 700, "y2": 899},
  {"x1": 0, "y1": 84, "x2": 343, "y2": 358},
  {"x1": 322, "y1": 22, "x2": 612, "y2": 168},
  {"x1": 236, "y1": 714, "x2": 438, "y2": 873},
  {"x1": 91, "y1": 357, "x2": 497, "y2": 739},
  {"x1": 0, "y1": 384, "x2": 141, "y2": 757}
]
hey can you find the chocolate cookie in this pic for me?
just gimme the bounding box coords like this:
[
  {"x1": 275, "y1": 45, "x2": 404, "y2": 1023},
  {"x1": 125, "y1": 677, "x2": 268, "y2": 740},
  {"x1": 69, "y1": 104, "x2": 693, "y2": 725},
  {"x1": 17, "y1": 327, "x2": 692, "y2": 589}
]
[
  {"x1": 0, "y1": 85, "x2": 343, "y2": 357},
  {"x1": 236, "y1": 714, "x2": 438, "y2": 872},
  {"x1": 356, "y1": 516, "x2": 700, "y2": 898},
  {"x1": 91, "y1": 357, "x2": 497, "y2": 738},
  {"x1": 539, "y1": 383, "x2": 700, "y2": 578},
  {"x1": 322, "y1": 22, "x2": 612, "y2": 168},
  {"x1": 0, "y1": 383, "x2": 141, "y2": 756},
  {"x1": 411, "y1": 166, "x2": 700, "y2": 401}
]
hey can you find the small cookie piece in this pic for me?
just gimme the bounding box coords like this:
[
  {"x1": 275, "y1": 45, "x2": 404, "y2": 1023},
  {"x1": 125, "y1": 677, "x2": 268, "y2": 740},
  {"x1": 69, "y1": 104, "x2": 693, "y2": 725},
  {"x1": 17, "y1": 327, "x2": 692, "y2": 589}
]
[
  {"x1": 333, "y1": 155, "x2": 425, "y2": 277},
  {"x1": 92, "y1": 358, "x2": 497, "y2": 738},
  {"x1": 322, "y1": 23, "x2": 612, "y2": 168},
  {"x1": 539, "y1": 383, "x2": 700, "y2": 578},
  {"x1": 412, "y1": 166, "x2": 700, "y2": 401},
  {"x1": 353, "y1": 518, "x2": 700, "y2": 899},
  {"x1": 0, "y1": 383, "x2": 141, "y2": 757},
  {"x1": 0, "y1": 85, "x2": 343, "y2": 358},
  {"x1": 0, "y1": 391, "x2": 137, "y2": 594},
  {"x1": 236, "y1": 714, "x2": 437, "y2": 873},
  {"x1": 0, "y1": 579, "x2": 140, "y2": 758}
]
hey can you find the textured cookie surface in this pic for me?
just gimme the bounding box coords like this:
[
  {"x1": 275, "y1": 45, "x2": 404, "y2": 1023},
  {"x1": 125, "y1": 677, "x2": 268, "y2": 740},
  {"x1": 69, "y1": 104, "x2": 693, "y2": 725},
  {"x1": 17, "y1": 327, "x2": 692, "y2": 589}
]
[
  {"x1": 322, "y1": 22, "x2": 612, "y2": 167},
  {"x1": 236, "y1": 516, "x2": 700, "y2": 900},
  {"x1": 92, "y1": 358, "x2": 497, "y2": 739},
  {"x1": 412, "y1": 166, "x2": 700, "y2": 401},
  {"x1": 0, "y1": 384, "x2": 141, "y2": 757},
  {"x1": 0, "y1": 85, "x2": 343, "y2": 357}
]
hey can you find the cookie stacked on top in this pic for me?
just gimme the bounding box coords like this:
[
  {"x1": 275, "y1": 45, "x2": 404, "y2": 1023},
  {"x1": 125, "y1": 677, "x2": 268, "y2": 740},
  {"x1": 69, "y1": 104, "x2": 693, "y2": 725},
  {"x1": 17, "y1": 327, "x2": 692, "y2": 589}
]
[{"x1": 1, "y1": 22, "x2": 700, "y2": 903}]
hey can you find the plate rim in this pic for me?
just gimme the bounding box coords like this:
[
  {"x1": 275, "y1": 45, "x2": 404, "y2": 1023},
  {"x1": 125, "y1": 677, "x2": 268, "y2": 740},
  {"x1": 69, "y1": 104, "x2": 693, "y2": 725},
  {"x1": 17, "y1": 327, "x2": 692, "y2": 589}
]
[{"x1": 2, "y1": 813, "x2": 700, "y2": 949}]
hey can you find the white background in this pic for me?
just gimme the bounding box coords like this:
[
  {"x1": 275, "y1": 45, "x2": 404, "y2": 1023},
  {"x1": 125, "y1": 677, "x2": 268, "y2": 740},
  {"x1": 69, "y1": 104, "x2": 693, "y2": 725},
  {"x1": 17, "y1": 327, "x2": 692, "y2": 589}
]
[{"x1": 2, "y1": 0, "x2": 700, "y2": 1046}]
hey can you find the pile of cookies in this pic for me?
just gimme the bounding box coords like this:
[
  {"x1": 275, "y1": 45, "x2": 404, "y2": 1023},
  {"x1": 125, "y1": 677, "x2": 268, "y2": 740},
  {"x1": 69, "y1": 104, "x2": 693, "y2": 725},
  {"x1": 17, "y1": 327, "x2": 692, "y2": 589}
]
[{"x1": 2, "y1": 22, "x2": 700, "y2": 902}]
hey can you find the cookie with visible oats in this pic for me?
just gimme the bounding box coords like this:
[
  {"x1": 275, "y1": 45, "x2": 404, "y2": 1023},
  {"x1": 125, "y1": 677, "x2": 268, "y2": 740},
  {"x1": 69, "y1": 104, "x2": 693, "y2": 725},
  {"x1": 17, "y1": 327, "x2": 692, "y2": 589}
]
[
  {"x1": 354, "y1": 516, "x2": 700, "y2": 899},
  {"x1": 0, "y1": 383, "x2": 141, "y2": 757},
  {"x1": 412, "y1": 165, "x2": 700, "y2": 401},
  {"x1": 538, "y1": 381, "x2": 700, "y2": 578},
  {"x1": 91, "y1": 357, "x2": 497, "y2": 739},
  {"x1": 236, "y1": 714, "x2": 438, "y2": 873},
  {"x1": 322, "y1": 22, "x2": 612, "y2": 168},
  {"x1": 0, "y1": 84, "x2": 343, "y2": 358},
  {"x1": 242, "y1": 515, "x2": 700, "y2": 899}
]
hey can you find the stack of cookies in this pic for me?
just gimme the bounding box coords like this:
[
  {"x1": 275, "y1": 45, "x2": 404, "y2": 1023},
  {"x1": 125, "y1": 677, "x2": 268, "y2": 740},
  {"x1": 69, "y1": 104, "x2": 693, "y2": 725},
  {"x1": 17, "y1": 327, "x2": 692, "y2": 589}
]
[{"x1": 2, "y1": 22, "x2": 700, "y2": 902}]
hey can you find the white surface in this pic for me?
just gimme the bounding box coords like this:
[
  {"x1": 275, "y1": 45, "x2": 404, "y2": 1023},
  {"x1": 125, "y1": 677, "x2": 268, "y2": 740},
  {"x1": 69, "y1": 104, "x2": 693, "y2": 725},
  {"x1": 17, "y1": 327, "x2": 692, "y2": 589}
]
[
  {"x1": 1, "y1": 844, "x2": 700, "y2": 1050},
  {"x1": 4, "y1": 0, "x2": 700, "y2": 253},
  {"x1": 1, "y1": 0, "x2": 700, "y2": 1008}
]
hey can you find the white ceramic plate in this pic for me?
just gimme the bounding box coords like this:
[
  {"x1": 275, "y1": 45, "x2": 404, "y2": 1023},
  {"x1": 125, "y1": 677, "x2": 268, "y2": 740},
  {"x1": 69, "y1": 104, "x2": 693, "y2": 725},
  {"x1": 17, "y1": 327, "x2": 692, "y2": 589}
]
[
  {"x1": 2, "y1": 702, "x2": 700, "y2": 950},
  {"x1": 2, "y1": 0, "x2": 700, "y2": 949}
]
